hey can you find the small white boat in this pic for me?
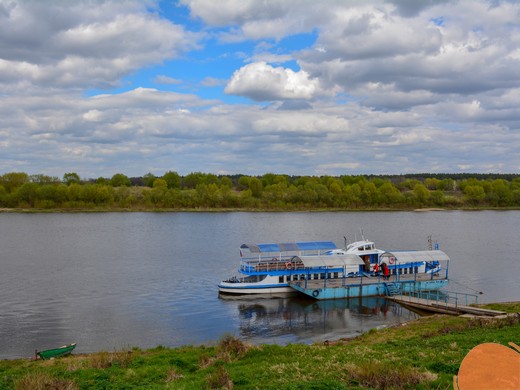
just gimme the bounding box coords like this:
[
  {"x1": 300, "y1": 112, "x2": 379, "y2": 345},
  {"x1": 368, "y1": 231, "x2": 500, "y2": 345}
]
[{"x1": 218, "y1": 238, "x2": 384, "y2": 295}]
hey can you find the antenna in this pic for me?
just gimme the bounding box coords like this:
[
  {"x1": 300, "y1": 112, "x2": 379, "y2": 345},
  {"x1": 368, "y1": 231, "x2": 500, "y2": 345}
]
[
  {"x1": 344, "y1": 236, "x2": 347, "y2": 249},
  {"x1": 428, "y1": 235, "x2": 433, "y2": 251}
]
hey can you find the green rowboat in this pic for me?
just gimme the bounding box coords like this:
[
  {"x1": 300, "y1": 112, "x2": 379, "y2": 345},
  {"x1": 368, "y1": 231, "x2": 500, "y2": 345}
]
[{"x1": 36, "y1": 343, "x2": 76, "y2": 360}]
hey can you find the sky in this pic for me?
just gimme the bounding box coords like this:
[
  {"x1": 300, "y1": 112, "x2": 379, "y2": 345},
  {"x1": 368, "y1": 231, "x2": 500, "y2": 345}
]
[{"x1": 1, "y1": 0, "x2": 519, "y2": 179}]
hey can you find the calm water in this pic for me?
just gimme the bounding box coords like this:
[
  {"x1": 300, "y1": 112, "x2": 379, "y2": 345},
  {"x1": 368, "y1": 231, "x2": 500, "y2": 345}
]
[{"x1": 0, "y1": 211, "x2": 518, "y2": 359}]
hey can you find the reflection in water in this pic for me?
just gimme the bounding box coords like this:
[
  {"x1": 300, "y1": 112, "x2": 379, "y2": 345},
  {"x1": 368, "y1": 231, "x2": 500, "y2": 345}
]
[{"x1": 219, "y1": 295, "x2": 418, "y2": 345}]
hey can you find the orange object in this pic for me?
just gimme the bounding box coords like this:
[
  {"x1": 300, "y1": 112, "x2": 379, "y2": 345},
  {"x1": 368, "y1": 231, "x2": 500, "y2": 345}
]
[{"x1": 454, "y1": 342, "x2": 520, "y2": 389}]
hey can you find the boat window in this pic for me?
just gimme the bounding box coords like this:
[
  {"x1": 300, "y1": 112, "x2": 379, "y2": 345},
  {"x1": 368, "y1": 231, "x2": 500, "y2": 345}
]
[
  {"x1": 358, "y1": 246, "x2": 364, "y2": 251},
  {"x1": 279, "y1": 276, "x2": 284, "y2": 283},
  {"x1": 243, "y1": 274, "x2": 267, "y2": 283},
  {"x1": 334, "y1": 272, "x2": 338, "y2": 279},
  {"x1": 365, "y1": 245, "x2": 371, "y2": 250},
  {"x1": 414, "y1": 266, "x2": 419, "y2": 273},
  {"x1": 314, "y1": 274, "x2": 318, "y2": 280},
  {"x1": 320, "y1": 273, "x2": 325, "y2": 279}
]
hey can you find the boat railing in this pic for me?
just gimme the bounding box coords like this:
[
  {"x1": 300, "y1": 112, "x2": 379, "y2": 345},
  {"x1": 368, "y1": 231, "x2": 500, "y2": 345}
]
[
  {"x1": 239, "y1": 255, "x2": 305, "y2": 272},
  {"x1": 402, "y1": 289, "x2": 480, "y2": 307},
  {"x1": 388, "y1": 259, "x2": 449, "y2": 283}
]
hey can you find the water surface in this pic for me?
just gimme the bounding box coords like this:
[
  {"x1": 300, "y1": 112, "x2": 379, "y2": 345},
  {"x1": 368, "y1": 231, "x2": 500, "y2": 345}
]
[{"x1": 0, "y1": 211, "x2": 518, "y2": 358}]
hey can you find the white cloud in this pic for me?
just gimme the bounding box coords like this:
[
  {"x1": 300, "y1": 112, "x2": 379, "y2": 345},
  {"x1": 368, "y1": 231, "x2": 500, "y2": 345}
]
[
  {"x1": 0, "y1": 1, "x2": 200, "y2": 90},
  {"x1": 1, "y1": 0, "x2": 520, "y2": 177},
  {"x1": 298, "y1": 1, "x2": 520, "y2": 103},
  {"x1": 225, "y1": 62, "x2": 321, "y2": 101},
  {"x1": 181, "y1": 0, "x2": 325, "y2": 41}
]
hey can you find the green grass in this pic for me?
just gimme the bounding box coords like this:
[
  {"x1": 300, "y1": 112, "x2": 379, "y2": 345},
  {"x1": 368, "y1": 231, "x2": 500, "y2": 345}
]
[{"x1": 1, "y1": 305, "x2": 519, "y2": 389}]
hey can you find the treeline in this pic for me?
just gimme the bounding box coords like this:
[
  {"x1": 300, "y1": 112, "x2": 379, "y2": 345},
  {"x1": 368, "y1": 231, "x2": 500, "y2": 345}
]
[{"x1": 1, "y1": 171, "x2": 519, "y2": 210}]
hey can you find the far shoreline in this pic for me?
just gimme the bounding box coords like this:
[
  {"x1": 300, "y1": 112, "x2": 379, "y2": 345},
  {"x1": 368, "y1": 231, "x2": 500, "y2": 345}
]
[{"x1": 1, "y1": 206, "x2": 520, "y2": 213}]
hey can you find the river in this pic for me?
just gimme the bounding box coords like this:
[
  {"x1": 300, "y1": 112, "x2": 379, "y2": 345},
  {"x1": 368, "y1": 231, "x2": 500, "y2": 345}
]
[{"x1": 0, "y1": 211, "x2": 518, "y2": 359}]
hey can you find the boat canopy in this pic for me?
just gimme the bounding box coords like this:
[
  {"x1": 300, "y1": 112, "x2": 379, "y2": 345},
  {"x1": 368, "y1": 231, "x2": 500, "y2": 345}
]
[
  {"x1": 379, "y1": 250, "x2": 450, "y2": 263},
  {"x1": 241, "y1": 241, "x2": 337, "y2": 254},
  {"x1": 298, "y1": 254, "x2": 363, "y2": 268}
]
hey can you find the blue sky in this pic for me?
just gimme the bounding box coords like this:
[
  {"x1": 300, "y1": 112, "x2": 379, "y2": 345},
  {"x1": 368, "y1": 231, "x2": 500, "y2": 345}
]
[{"x1": 1, "y1": 0, "x2": 519, "y2": 179}]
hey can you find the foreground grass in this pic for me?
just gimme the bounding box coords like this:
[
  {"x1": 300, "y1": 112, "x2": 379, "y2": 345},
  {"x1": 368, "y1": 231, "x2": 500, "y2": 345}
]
[{"x1": 1, "y1": 303, "x2": 518, "y2": 390}]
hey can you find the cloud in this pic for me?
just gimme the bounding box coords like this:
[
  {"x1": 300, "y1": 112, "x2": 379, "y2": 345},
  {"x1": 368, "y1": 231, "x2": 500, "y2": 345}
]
[
  {"x1": 154, "y1": 75, "x2": 183, "y2": 85},
  {"x1": 225, "y1": 62, "x2": 321, "y2": 101},
  {"x1": 386, "y1": 0, "x2": 451, "y2": 18},
  {"x1": 181, "y1": 0, "x2": 325, "y2": 41},
  {"x1": 278, "y1": 100, "x2": 313, "y2": 110},
  {"x1": 201, "y1": 77, "x2": 226, "y2": 87},
  {"x1": 1, "y1": 0, "x2": 520, "y2": 177},
  {"x1": 0, "y1": 1, "x2": 200, "y2": 91}
]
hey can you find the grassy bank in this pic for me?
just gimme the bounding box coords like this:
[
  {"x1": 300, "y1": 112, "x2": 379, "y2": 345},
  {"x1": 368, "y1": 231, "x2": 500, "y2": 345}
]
[{"x1": 1, "y1": 302, "x2": 518, "y2": 389}]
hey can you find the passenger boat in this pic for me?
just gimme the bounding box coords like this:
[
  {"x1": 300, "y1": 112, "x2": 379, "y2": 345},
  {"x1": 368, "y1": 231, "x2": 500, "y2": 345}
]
[
  {"x1": 35, "y1": 343, "x2": 76, "y2": 360},
  {"x1": 218, "y1": 237, "x2": 449, "y2": 299},
  {"x1": 218, "y1": 238, "x2": 384, "y2": 295}
]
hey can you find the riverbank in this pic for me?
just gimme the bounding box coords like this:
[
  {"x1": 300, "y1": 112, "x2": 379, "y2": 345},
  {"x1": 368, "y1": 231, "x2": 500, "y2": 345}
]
[
  {"x1": 1, "y1": 302, "x2": 518, "y2": 389},
  {"x1": 2, "y1": 206, "x2": 520, "y2": 214}
]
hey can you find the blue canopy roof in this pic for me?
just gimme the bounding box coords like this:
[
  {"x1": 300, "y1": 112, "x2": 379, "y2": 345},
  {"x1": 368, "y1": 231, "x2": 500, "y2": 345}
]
[{"x1": 240, "y1": 241, "x2": 337, "y2": 253}]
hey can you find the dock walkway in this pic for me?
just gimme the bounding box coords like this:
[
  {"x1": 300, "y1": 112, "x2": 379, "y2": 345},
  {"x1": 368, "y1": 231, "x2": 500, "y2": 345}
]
[{"x1": 387, "y1": 295, "x2": 507, "y2": 317}]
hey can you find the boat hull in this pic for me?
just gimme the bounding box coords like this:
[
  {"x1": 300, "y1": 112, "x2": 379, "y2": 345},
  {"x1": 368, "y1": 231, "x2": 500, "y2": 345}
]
[
  {"x1": 218, "y1": 284, "x2": 297, "y2": 295},
  {"x1": 36, "y1": 343, "x2": 76, "y2": 360},
  {"x1": 291, "y1": 279, "x2": 449, "y2": 300}
]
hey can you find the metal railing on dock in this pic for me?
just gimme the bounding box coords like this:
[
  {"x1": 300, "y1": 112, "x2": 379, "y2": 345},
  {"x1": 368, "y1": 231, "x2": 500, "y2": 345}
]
[
  {"x1": 404, "y1": 289, "x2": 479, "y2": 308},
  {"x1": 389, "y1": 290, "x2": 508, "y2": 316}
]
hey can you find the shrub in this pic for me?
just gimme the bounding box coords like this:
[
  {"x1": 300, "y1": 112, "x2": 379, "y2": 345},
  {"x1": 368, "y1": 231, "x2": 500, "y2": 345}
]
[
  {"x1": 205, "y1": 365, "x2": 233, "y2": 389},
  {"x1": 14, "y1": 371, "x2": 77, "y2": 390}
]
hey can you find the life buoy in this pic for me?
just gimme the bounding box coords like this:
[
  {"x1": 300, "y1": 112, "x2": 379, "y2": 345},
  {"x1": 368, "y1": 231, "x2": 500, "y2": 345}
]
[
  {"x1": 389, "y1": 257, "x2": 395, "y2": 265},
  {"x1": 285, "y1": 262, "x2": 292, "y2": 270},
  {"x1": 312, "y1": 290, "x2": 319, "y2": 297}
]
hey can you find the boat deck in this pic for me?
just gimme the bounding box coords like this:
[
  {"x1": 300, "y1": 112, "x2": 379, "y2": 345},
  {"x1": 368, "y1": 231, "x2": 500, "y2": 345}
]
[{"x1": 290, "y1": 272, "x2": 444, "y2": 290}]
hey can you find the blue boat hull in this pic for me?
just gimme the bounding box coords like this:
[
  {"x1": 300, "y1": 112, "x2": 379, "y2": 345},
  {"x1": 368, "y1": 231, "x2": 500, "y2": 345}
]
[{"x1": 290, "y1": 279, "x2": 449, "y2": 300}]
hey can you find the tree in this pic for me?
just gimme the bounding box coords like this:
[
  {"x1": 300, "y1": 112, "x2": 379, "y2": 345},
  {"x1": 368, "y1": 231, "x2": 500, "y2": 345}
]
[
  {"x1": 424, "y1": 178, "x2": 440, "y2": 190},
  {"x1": 30, "y1": 174, "x2": 59, "y2": 184},
  {"x1": 0, "y1": 172, "x2": 29, "y2": 192},
  {"x1": 162, "y1": 171, "x2": 181, "y2": 189},
  {"x1": 16, "y1": 182, "x2": 39, "y2": 207},
  {"x1": 183, "y1": 172, "x2": 205, "y2": 189},
  {"x1": 413, "y1": 184, "x2": 430, "y2": 205},
  {"x1": 63, "y1": 172, "x2": 81, "y2": 185},
  {"x1": 153, "y1": 178, "x2": 168, "y2": 188},
  {"x1": 142, "y1": 173, "x2": 156, "y2": 187},
  {"x1": 362, "y1": 182, "x2": 379, "y2": 205},
  {"x1": 487, "y1": 179, "x2": 512, "y2": 206},
  {"x1": 249, "y1": 177, "x2": 263, "y2": 198},
  {"x1": 463, "y1": 185, "x2": 485, "y2": 205},
  {"x1": 110, "y1": 173, "x2": 131, "y2": 187},
  {"x1": 378, "y1": 182, "x2": 402, "y2": 205},
  {"x1": 220, "y1": 176, "x2": 233, "y2": 189}
]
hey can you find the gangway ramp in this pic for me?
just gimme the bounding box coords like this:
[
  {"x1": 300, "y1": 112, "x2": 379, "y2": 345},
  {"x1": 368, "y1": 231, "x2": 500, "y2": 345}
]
[{"x1": 388, "y1": 294, "x2": 507, "y2": 317}]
